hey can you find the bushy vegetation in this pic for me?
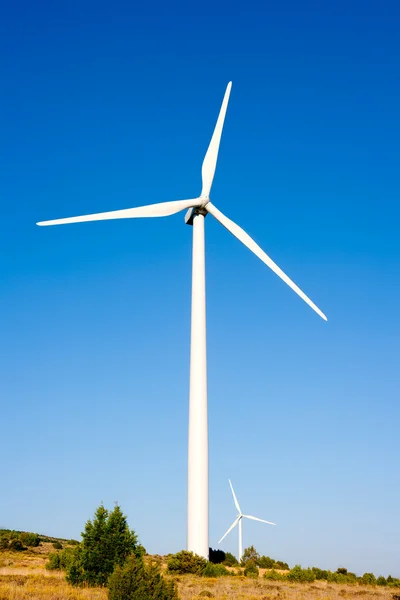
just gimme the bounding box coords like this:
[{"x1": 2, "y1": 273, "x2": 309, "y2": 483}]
[
  {"x1": 240, "y1": 545, "x2": 259, "y2": 566},
  {"x1": 46, "y1": 547, "x2": 77, "y2": 571},
  {"x1": 108, "y1": 555, "x2": 178, "y2": 600},
  {"x1": 263, "y1": 569, "x2": 285, "y2": 581},
  {"x1": 64, "y1": 504, "x2": 145, "y2": 587},
  {"x1": 167, "y1": 550, "x2": 230, "y2": 578},
  {"x1": 222, "y1": 551, "x2": 238, "y2": 566},
  {"x1": 202, "y1": 562, "x2": 229, "y2": 577},
  {"x1": 167, "y1": 551, "x2": 207, "y2": 576},
  {"x1": 0, "y1": 530, "x2": 39, "y2": 551},
  {"x1": 244, "y1": 559, "x2": 259, "y2": 578}
]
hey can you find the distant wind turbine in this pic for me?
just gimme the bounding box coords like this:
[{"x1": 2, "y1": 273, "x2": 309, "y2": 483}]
[
  {"x1": 218, "y1": 479, "x2": 275, "y2": 562},
  {"x1": 37, "y1": 82, "x2": 327, "y2": 559}
]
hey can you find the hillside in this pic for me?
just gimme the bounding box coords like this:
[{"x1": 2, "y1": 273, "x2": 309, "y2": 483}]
[{"x1": 0, "y1": 540, "x2": 397, "y2": 600}]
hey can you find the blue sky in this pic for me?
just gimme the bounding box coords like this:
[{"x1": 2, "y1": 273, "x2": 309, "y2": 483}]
[{"x1": 1, "y1": 0, "x2": 400, "y2": 577}]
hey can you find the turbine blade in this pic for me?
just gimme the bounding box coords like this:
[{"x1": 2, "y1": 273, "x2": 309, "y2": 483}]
[
  {"x1": 206, "y1": 202, "x2": 327, "y2": 321},
  {"x1": 229, "y1": 479, "x2": 241, "y2": 514},
  {"x1": 201, "y1": 82, "x2": 232, "y2": 198},
  {"x1": 243, "y1": 514, "x2": 276, "y2": 525},
  {"x1": 218, "y1": 516, "x2": 240, "y2": 544},
  {"x1": 37, "y1": 198, "x2": 201, "y2": 227}
]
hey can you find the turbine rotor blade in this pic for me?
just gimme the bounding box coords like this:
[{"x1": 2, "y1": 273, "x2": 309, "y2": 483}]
[
  {"x1": 206, "y1": 202, "x2": 327, "y2": 321},
  {"x1": 229, "y1": 479, "x2": 241, "y2": 514},
  {"x1": 201, "y1": 82, "x2": 232, "y2": 198},
  {"x1": 37, "y1": 198, "x2": 202, "y2": 227},
  {"x1": 243, "y1": 514, "x2": 276, "y2": 525},
  {"x1": 218, "y1": 516, "x2": 240, "y2": 544}
]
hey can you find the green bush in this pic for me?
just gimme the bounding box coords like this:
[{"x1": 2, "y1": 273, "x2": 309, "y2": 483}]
[
  {"x1": 360, "y1": 573, "x2": 377, "y2": 586},
  {"x1": 202, "y1": 562, "x2": 229, "y2": 577},
  {"x1": 46, "y1": 547, "x2": 77, "y2": 571},
  {"x1": 167, "y1": 550, "x2": 207, "y2": 575},
  {"x1": 258, "y1": 555, "x2": 274, "y2": 569},
  {"x1": 377, "y1": 576, "x2": 387, "y2": 586},
  {"x1": 53, "y1": 541, "x2": 63, "y2": 550},
  {"x1": 273, "y1": 560, "x2": 289, "y2": 570},
  {"x1": 263, "y1": 569, "x2": 285, "y2": 581},
  {"x1": 0, "y1": 535, "x2": 10, "y2": 550},
  {"x1": 108, "y1": 555, "x2": 178, "y2": 600},
  {"x1": 20, "y1": 533, "x2": 40, "y2": 547},
  {"x1": 66, "y1": 504, "x2": 142, "y2": 587},
  {"x1": 287, "y1": 565, "x2": 315, "y2": 583},
  {"x1": 244, "y1": 559, "x2": 259, "y2": 578},
  {"x1": 311, "y1": 567, "x2": 328, "y2": 580},
  {"x1": 223, "y1": 552, "x2": 238, "y2": 567},
  {"x1": 241, "y1": 546, "x2": 260, "y2": 566},
  {"x1": 9, "y1": 538, "x2": 27, "y2": 552}
]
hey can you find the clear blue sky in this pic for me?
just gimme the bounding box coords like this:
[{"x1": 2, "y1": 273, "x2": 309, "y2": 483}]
[{"x1": 1, "y1": 0, "x2": 399, "y2": 577}]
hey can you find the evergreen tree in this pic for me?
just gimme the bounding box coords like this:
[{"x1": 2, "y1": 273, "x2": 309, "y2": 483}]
[{"x1": 67, "y1": 503, "x2": 143, "y2": 586}]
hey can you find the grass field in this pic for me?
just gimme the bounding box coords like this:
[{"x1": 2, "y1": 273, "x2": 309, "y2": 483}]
[{"x1": 0, "y1": 545, "x2": 396, "y2": 600}]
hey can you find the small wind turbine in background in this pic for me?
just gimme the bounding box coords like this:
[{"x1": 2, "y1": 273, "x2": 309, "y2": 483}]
[
  {"x1": 37, "y1": 82, "x2": 327, "y2": 559},
  {"x1": 218, "y1": 479, "x2": 275, "y2": 563}
]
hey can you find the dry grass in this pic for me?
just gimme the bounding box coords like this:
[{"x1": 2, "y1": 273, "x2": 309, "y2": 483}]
[{"x1": 0, "y1": 548, "x2": 396, "y2": 600}]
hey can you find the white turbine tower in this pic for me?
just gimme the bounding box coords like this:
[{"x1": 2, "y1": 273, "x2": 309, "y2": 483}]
[
  {"x1": 218, "y1": 479, "x2": 275, "y2": 563},
  {"x1": 37, "y1": 82, "x2": 327, "y2": 559}
]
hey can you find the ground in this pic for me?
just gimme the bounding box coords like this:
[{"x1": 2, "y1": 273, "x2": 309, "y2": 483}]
[{"x1": 0, "y1": 545, "x2": 396, "y2": 600}]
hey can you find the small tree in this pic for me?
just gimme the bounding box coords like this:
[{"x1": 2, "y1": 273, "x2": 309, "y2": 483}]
[
  {"x1": 258, "y1": 555, "x2": 274, "y2": 568},
  {"x1": 244, "y1": 559, "x2": 259, "y2": 578},
  {"x1": 360, "y1": 573, "x2": 377, "y2": 586},
  {"x1": 66, "y1": 503, "x2": 143, "y2": 586},
  {"x1": 202, "y1": 562, "x2": 229, "y2": 577},
  {"x1": 223, "y1": 552, "x2": 238, "y2": 566},
  {"x1": 20, "y1": 533, "x2": 40, "y2": 547},
  {"x1": 241, "y1": 545, "x2": 260, "y2": 566},
  {"x1": 377, "y1": 576, "x2": 387, "y2": 586},
  {"x1": 287, "y1": 565, "x2": 315, "y2": 583},
  {"x1": 108, "y1": 555, "x2": 178, "y2": 600},
  {"x1": 167, "y1": 550, "x2": 207, "y2": 575}
]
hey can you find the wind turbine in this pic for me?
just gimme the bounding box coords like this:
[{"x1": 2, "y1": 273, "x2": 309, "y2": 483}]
[
  {"x1": 218, "y1": 479, "x2": 275, "y2": 563},
  {"x1": 37, "y1": 82, "x2": 327, "y2": 560}
]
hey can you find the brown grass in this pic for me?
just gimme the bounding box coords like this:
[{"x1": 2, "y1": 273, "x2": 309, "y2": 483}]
[{"x1": 0, "y1": 548, "x2": 395, "y2": 600}]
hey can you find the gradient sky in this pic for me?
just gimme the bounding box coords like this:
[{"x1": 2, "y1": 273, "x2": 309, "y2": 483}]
[{"x1": 1, "y1": 0, "x2": 399, "y2": 578}]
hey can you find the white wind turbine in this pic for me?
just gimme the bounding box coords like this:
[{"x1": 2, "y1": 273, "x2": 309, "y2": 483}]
[
  {"x1": 37, "y1": 82, "x2": 327, "y2": 559},
  {"x1": 218, "y1": 479, "x2": 275, "y2": 563}
]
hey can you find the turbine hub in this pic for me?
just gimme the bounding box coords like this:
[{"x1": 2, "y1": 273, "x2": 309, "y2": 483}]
[{"x1": 185, "y1": 206, "x2": 208, "y2": 226}]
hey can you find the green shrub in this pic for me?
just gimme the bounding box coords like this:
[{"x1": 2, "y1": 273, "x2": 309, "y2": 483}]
[
  {"x1": 46, "y1": 553, "x2": 62, "y2": 570},
  {"x1": 360, "y1": 573, "x2": 377, "y2": 586},
  {"x1": 66, "y1": 504, "x2": 142, "y2": 587},
  {"x1": 167, "y1": 550, "x2": 207, "y2": 575},
  {"x1": 377, "y1": 576, "x2": 387, "y2": 586},
  {"x1": 108, "y1": 555, "x2": 178, "y2": 600},
  {"x1": 0, "y1": 535, "x2": 10, "y2": 550},
  {"x1": 244, "y1": 559, "x2": 259, "y2": 578},
  {"x1": 8, "y1": 539, "x2": 26, "y2": 552},
  {"x1": 202, "y1": 562, "x2": 229, "y2": 577},
  {"x1": 20, "y1": 533, "x2": 40, "y2": 547},
  {"x1": 274, "y1": 560, "x2": 289, "y2": 570},
  {"x1": 312, "y1": 567, "x2": 328, "y2": 580},
  {"x1": 46, "y1": 547, "x2": 77, "y2": 571},
  {"x1": 258, "y1": 555, "x2": 274, "y2": 569},
  {"x1": 223, "y1": 552, "x2": 238, "y2": 566},
  {"x1": 53, "y1": 541, "x2": 63, "y2": 550},
  {"x1": 263, "y1": 569, "x2": 285, "y2": 581},
  {"x1": 241, "y1": 546, "x2": 260, "y2": 566},
  {"x1": 287, "y1": 565, "x2": 315, "y2": 583}
]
